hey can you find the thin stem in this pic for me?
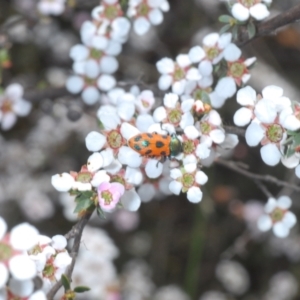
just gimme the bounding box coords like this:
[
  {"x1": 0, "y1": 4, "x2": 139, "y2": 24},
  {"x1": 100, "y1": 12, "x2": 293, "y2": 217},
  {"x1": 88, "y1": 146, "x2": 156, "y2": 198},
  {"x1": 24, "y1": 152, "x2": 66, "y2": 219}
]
[
  {"x1": 46, "y1": 212, "x2": 93, "y2": 300},
  {"x1": 216, "y1": 158, "x2": 300, "y2": 192}
]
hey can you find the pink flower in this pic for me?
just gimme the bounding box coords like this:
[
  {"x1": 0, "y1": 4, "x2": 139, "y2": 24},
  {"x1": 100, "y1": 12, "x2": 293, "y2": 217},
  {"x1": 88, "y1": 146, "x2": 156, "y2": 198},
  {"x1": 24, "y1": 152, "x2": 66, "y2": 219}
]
[{"x1": 98, "y1": 182, "x2": 125, "y2": 211}]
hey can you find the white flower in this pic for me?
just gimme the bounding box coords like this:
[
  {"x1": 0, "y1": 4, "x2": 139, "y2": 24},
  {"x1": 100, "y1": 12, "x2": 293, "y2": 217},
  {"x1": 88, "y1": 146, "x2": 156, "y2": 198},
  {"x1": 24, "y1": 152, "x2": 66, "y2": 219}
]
[
  {"x1": 0, "y1": 83, "x2": 32, "y2": 130},
  {"x1": 169, "y1": 167, "x2": 208, "y2": 203},
  {"x1": 156, "y1": 55, "x2": 200, "y2": 95},
  {"x1": 231, "y1": 0, "x2": 271, "y2": 22},
  {"x1": 128, "y1": 0, "x2": 170, "y2": 35},
  {"x1": 257, "y1": 196, "x2": 297, "y2": 238}
]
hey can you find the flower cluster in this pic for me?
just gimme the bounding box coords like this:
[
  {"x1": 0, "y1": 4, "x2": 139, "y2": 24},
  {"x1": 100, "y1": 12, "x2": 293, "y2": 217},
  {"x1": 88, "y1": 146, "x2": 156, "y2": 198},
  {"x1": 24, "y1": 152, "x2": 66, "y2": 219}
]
[
  {"x1": 29, "y1": 234, "x2": 72, "y2": 291},
  {"x1": 229, "y1": 0, "x2": 272, "y2": 22},
  {"x1": 127, "y1": 0, "x2": 170, "y2": 35},
  {"x1": 0, "y1": 83, "x2": 32, "y2": 131},
  {"x1": 157, "y1": 32, "x2": 256, "y2": 108},
  {"x1": 234, "y1": 85, "x2": 300, "y2": 177},
  {"x1": 0, "y1": 217, "x2": 46, "y2": 299},
  {"x1": 66, "y1": 0, "x2": 131, "y2": 105}
]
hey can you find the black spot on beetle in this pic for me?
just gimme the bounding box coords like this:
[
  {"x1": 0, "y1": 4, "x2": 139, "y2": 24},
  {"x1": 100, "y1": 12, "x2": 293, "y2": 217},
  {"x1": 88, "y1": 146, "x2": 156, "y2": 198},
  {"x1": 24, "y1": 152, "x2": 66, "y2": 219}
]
[
  {"x1": 146, "y1": 133, "x2": 153, "y2": 138},
  {"x1": 156, "y1": 141, "x2": 164, "y2": 148},
  {"x1": 160, "y1": 151, "x2": 167, "y2": 156},
  {"x1": 134, "y1": 144, "x2": 142, "y2": 151},
  {"x1": 134, "y1": 135, "x2": 142, "y2": 142},
  {"x1": 145, "y1": 149, "x2": 152, "y2": 155}
]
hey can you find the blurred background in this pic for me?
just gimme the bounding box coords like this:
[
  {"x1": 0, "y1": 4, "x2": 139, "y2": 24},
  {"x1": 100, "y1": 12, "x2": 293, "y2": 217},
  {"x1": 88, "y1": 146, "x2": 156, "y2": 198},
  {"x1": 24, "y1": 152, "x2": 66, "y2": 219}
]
[{"x1": 1, "y1": 0, "x2": 300, "y2": 299}]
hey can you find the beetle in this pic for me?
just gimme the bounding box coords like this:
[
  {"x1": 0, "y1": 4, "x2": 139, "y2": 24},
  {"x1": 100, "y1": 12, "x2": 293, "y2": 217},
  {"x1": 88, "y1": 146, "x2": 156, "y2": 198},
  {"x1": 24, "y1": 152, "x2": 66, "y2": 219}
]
[{"x1": 128, "y1": 132, "x2": 182, "y2": 162}]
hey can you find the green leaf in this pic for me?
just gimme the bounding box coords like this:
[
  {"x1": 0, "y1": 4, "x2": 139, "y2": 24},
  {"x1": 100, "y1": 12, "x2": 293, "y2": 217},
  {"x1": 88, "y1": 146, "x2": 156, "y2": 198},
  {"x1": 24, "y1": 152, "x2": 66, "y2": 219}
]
[
  {"x1": 201, "y1": 92, "x2": 211, "y2": 105},
  {"x1": 219, "y1": 24, "x2": 231, "y2": 35},
  {"x1": 74, "y1": 286, "x2": 91, "y2": 293},
  {"x1": 61, "y1": 274, "x2": 71, "y2": 291},
  {"x1": 218, "y1": 15, "x2": 232, "y2": 23},
  {"x1": 247, "y1": 22, "x2": 256, "y2": 39},
  {"x1": 293, "y1": 132, "x2": 300, "y2": 146},
  {"x1": 74, "y1": 191, "x2": 95, "y2": 214},
  {"x1": 96, "y1": 206, "x2": 106, "y2": 219},
  {"x1": 232, "y1": 25, "x2": 239, "y2": 41}
]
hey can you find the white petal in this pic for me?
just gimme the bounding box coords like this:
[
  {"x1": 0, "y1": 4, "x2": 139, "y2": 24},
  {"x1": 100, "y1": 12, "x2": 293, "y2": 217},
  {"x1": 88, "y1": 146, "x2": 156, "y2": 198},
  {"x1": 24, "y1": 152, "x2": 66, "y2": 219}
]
[
  {"x1": 149, "y1": 8, "x2": 163, "y2": 25},
  {"x1": 245, "y1": 122, "x2": 264, "y2": 146},
  {"x1": 199, "y1": 60, "x2": 213, "y2": 76},
  {"x1": 1, "y1": 112, "x2": 17, "y2": 130},
  {"x1": 295, "y1": 165, "x2": 300, "y2": 179},
  {"x1": 249, "y1": 3, "x2": 270, "y2": 21},
  {"x1": 158, "y1": 75, "x2": 172, "y2": 90},
  {"x1": 195, "y1": 171, "x2": 208, "y2": 185},
  {"x1": 87, "y1": 152, "x2": 103, "y2": 172},
  {"x1": 187, "y1": 186, "x2": 203, "y2": 203},
  {"x1": 176, "y1": 54, "x2": 191, "y2": 68},
  {"x1": 265, "y1": 197, "x2": 277, "y2": 213},
  {"x1": 65, "y1": 76, "x2": 84, "y2": 94},
  {"x1": 282, "y1": 211, "x2": 297, "y2": 228},
  {"x1": 69, "y1": 44, "x2": 89, "y2": 61},
  {"x1": 10, "y1": 223, "x2": 38, "y2": 251},
  {"x1": 260, "y1": 144, "x2": 281, "y2": 166},
  {"x1": 84, "y1": 59, "x2": 99, "y2": 78},
  {"x1": 9, "y1": 255, "x2": 37, "y2": 280},
  {"x1": 186, "y1": 67, "x2": 201, "y2": 81},
  {"x1": 218, "y1": 33, "x2": 232, "y2": 49},
  {"x1": 257, "y1": 215, "x2": 272, "y2": 231},
  {"x1": 203, "y1": 33, "x2": 219, "y2": 47},
  {"x1": 85, "y1": 131, "x2": 106, "y2": 152},
  {"x1": 156, "y1": 57, "x2": 175, "y2": 74},
  {"x1": 145, "y1": 159, "x2": 163, "y2": 178},
  {"x1": 81, "y1": 86, "x2": 100, "y2": 105},
  {"x1": 236, "y1": 85, "x2": 257, "y2": 106},
  {"x1": 51, "y1": 235, "x2": 67, "y2": 250},
  {"x1": 153, "y1": 106, "x2": 167, "y2": 122},
  {"x1": 99, "y1": 56, "x2": 119, "y2": 74},
  {"x1": 97, "y1": 74, "x2": 116, "y2": 91},
  {"x1": 210, "y1": 91, "x2": 226, "y2": 108},
  {"x1": 282, "y1": 115, "x2": 300, "y2": 131},
  {"x1": 184, "y1": 125, "x2": 200, "y2": 139},
  {"x1": 277, "y1": 196, "x2": 292, "y2": 210},
  {"x1": 13, "y1": 99, "x2": 32, "y2": 117},
  {"x1": 210, "y1": 129, "x2": 225, "y2": 144},
  {"x1": 8, "y1": 278, "x2": 34, "y2": 297},
  {"x1": 0, "y1": 263, "x2": 8, "y2": 289},
  {"x1": 169, "y1": 180, "x2": 182, "y2": 195},
  {"x1": 118, "y1": 146, "x2": 142, "y2": 168},
  {"x1": 29, "y1": 291, "x2": 47, "y2": 300},
  {"x1": 117, "y1": 102, "x2": 135, "y2": 121},
  {"x1": 180, "y1": 112, "x2": 194, "y2": 129},
  {"x1": 91, "y1": 170, "x2": 110, "y2": 187},
  {"x1": 170, "y1": 168, "x2": 182, "y2": 179},
  {"x1": 231, "y1": 3, "x2": 250, "y2": 21},
  {"x1": 134, "y1": 17, "x2": 151, "y2": 35},
  {"x1": 189, "y1": 46, "x2": 205, "y2": 63},
  {"x1": 51, "y1": 173, "x2": 74, "y2": 192},
  {"x1": 262, "y1": 85, "x2": 283, "y2": 100},
  {"x1": 223, "y1": 43, "x2": 242, "y2": 62},
  {"x1": 125, "y1": 167, "x2": 143, "y2": 185},
  {"x1": 0, "y1": 217, "x2": 7, "y2": 240},
  {"x1": 172, "y1": 80, "x2": 186, "y2": 95},
  {"x1": 273, "y1": 222, "x2": 289, "y2": 238},
  {"x1": 233, "y1": 107, "x2": 252, "y2": 126},
  {"x1": 163, "y1": 93, "x2": 179, "y2": 108},
  {"x1": 120, "y1": 122, "x2": 140, "y2": 140},
  {"x1": 136, "y1": 114, "x2": 155, "y2": 132},
  {"x1": 215, "y1": 77, "x2": 236, "y2": 99},
  {"x1": 121, "y1": 189, "x2": 141, "y2": 211},
  {"x1": 5, "y1": 83, "x2": 23, "y2": 99},
  {"x1": 281, "y1": 154, "x2": 299, "y2": 169},
  {"x1": 196, "y1": 143, "x2": 211, "y2": 159}
]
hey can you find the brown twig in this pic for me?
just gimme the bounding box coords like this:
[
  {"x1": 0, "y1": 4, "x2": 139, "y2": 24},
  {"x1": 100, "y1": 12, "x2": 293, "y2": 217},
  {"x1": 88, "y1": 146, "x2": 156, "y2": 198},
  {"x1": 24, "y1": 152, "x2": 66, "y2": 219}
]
[
  {"x1": 237, "y1": 3, "x2": 300, "y2": 46},
  {"x1": 46, "y1": 212, "x2": 93, "y2": 300},
  {"x1": 223, "y1": 125, "x2": 246, "y2": 137},
  {"x1": 24, "y1": 87, "x2": 72, "y2": 103},
  {"x1": 216, "y1": 158, "x2": 300, "y2": 192}
]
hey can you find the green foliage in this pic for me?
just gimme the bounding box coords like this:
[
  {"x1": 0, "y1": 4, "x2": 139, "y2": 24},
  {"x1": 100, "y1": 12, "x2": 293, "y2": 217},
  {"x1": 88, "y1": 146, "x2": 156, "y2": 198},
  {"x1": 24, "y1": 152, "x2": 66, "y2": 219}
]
[
  {"x1": 247, "y1": 22, "x2": 256, "y2": 39},
  {"x1": 74, "y1": 191, "x2": 95, "y2": 214},
  {"x1": 61, "y1": 274, "x2": 71, "y2": 291},
  {"x1": 74, "y1": 286, "x2": 91, "y2": 293}
]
